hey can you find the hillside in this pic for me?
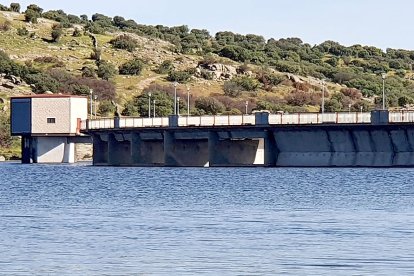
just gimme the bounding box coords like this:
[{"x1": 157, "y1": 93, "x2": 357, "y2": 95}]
[{"x1": 2, "y1": 3, "x2": 414, "y2": 159}]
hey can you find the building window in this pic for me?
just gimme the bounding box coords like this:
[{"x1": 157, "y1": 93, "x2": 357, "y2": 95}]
[{"x1": 47, "y1": 118, "x2": 56, "y2": 124}]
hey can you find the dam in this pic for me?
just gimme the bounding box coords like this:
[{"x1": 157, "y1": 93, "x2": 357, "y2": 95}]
[
  {"x1": 81, "y1": 111, "x2": 414, "y2": 167},
  {"x1": 10, "y1": 95, "x2": 414, "y2": 167}
]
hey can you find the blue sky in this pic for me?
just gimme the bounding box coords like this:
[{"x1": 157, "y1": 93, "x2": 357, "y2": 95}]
[{"x1": 4, "y1": 0, "x2": 412, "y2": 50}]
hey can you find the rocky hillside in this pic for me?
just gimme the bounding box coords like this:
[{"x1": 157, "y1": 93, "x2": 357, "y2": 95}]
[{"x1": 2, "y1": 3, "x2": 414, "y2": 159}]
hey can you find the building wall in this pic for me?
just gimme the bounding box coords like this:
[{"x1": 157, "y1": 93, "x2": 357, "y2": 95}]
[
  {"x1": 35, "y1": 137, "x2": 75, "y2": 163},
  {"x1": 31, "y1": 98, "x2": 71, "y2": 134},
  {"x1": 70, "y1": 98, "x2": 88, "y2": 133}
]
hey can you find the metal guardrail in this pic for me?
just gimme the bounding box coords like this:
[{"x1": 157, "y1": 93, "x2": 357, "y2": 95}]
[{"x1": 81, "y1": 111, "x2": 414, "y2": 130}]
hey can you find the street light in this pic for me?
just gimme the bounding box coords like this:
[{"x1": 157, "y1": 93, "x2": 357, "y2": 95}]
[
  {"x1": 177, "y1": 97, "x2": 180, "y2": 116},
  {"x1": 321, "y1": 79, "x2": 325, "y2": 115},
  {"x1": 153, "y1": 99, "x2": 156, "y2": 118},
  {"x1": 148, "y1": 92, "x2": 152, "y2": 118},
  {"x1": 382, "y1": 73, "x2": 386, "y2": 110},
  {"x1": 187, "y1": 86, "x2": 190, "y2": 116},
  {"x1": 360, "y1": 106, "x2": 363, "y2": 114},
  {"x1": 94, "y1": 94, "x2": 98, "y2": 119},
  {"x1": 89, "y1": 89, "x2": 93, "y2": 119},
  {"x1": 348, "y1": 103, "x2": 351, "y2": 114},
  {"x1": 173, "y1": 81, "x2": 178, "y2": 115},
  {"x1": 245, "y1": 101, "x2": 249, "y2": 115}
]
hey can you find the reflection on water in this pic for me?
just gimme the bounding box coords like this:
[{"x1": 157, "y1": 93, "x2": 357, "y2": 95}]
[{"x1": 1, "y1": 163, "x2": 414, "y2": 275}]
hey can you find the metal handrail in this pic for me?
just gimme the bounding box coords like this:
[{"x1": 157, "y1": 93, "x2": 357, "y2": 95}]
[{"x1": 80, "y1": 111, "x2": 414, "y2": 130}]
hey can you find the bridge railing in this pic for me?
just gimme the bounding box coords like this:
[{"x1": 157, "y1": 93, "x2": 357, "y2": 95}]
[
  {"x1": 119, "y1": 117, "x2": 169, "y2": 128},
  {"x1": 81, "y1": 111, "x2": 414, "y2": 130},
  {"x1": 178, "y1": 115, "x2": 255, "y2": 127},
  {"x1": 389, "y1": 111, "x2": 414, "y2": 123},
  {"x1": 269, "y1": 112, "x2": 371, "y2": 124}
]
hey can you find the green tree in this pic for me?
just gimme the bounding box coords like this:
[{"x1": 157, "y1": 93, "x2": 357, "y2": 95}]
[
  {"x1": 51, "y1": 25, "x2": 63, "y2": 42},
  {"x1": 25, "y1": 9, "x2": 39, "y2": 23},
  {"x1": 156, "y1": 60, "x2": 174, "y2": 74},
  {"x1": 109, "y1": 34, "x2": 138, "y2": 52},
  {"x1": 195, "y1": 97, "x2": 225, "y2": 115},
  {"x1": 98, "y1": 100, "x2": 116, "y2": 116},
  {"x1": 97, "y1": 61, "x2": 117, "y2": 80},
  {"x1": 119, "y1": 58, "x2": 144, "y2": 75},
  {"x1": 128, "y1": 91, "x2": 173, "y2": 117},
  {"x1": 10, "y1": 3, "x2": 20, "y2": 12}
]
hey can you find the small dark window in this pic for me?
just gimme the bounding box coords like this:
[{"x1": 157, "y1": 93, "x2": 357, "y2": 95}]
[{"x1": 47, "y1": 118, "x2": 56, "y2": 124}]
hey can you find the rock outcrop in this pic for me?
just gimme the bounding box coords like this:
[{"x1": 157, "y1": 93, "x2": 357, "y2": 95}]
[{"x1": 196, "y1": 63, "x2": 238, "y2": 80}]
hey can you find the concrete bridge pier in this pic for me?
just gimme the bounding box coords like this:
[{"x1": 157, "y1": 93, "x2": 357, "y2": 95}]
[
  {"x1": 93, "y1": 134, "x2": 109, "y2": 165},
  {"x1": 164, "y1": 130, "x2": 209, "y2": 167},
  {"x1": 108, "y1": 133, "x2": 132, "y2": 166},
  {"x1": 208, "y1": 131, "x2": 274, "y2": 167},
  {"x1": 131, "y1": 132, "x2": 164, "y2": 166}
]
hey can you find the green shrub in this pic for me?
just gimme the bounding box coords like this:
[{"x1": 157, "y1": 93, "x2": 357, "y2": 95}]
[
  {"x1": 156, "y1": 60, "x2": 174, "y2": 74},
  {"x1": 24, "y1": 73, "x2": 59, "y2": 93},
  {"x1": 223, "y1": 80, "x2": 243, "y2": 97},
  {"x1": 25, "y1": 9, "x2": 40, "y2": 23},
  {"x1": 81, "y1": 66, "x2": 97, "y2": 78},
  {"x1": 97, "y1": 61, "x2": 117, "y2": 80},
  {"x1": 233, "y1": 76, "x2": 260, "y2": 91},
  {"x1": 109, "y1": 34, "x2": 138, "y2": 52},
  {"x1": 195, "y1": 97, "x2": 225, "y2": 115},
  {"x1": 119, "y1": 58, "x2": 144, "y2": 75},
  {"x1": 98, "y1": 100, "x2": 116, "y2": 116},
  {"x1": 17, "y1": 27, "x2": 29, "y2": 36},
  {"x1": 51, "y1": 25, "x2": 63, "y2": 42},
  {"x1": 167, "y1": 70, "x2": 192, "y2": 83}
]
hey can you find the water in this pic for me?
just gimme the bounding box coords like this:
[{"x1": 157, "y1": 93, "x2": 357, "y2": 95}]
[{"x1": 0, "y1": 163, "x2": 414, "y2": 275}]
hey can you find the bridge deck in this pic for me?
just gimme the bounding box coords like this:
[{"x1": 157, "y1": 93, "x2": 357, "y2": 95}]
[{"x1": 80, "y1": 111, "x2": 414, "y2": 131}]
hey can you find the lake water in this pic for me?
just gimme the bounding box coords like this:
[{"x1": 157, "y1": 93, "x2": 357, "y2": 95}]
[{"x1": 0, "y1": 163, "x2": 414, "y2": 275}]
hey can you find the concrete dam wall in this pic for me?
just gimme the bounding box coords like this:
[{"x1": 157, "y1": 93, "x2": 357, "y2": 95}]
[{"x1": 89, "y1": 123, "x2": 414, "y2": 167}]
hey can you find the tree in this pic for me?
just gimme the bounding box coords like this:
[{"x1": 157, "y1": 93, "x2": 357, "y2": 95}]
[
  {"x1": 26, "y1": 4, "x2": 43, "y2": 14},
  {"x1": 156, "y1": 60, "x2": 174, "y2": 74},
  {"x1": 97, "y1": 61, "x2": 117, "y2": 80},
  {"x1": 119, "y1": 58, "x2": 144, "y2": 75},
  {"x1": 109, "y1": 34, "x2": 138, "y2": 52},
  {"x1": 195, "y1": 97, "x2": 225, "y2": 115},
  {"x1": 51, "y1": 25, "x2": 63, "y2": 42},
  {"x1": 167, "y1": 70, "x2": 192, "y2": 83},
  {"x1": 10, "y1": 3, "x2": 20, "y2": 12},
  {"x1": 25, "y1": 9, "x2": 39, "y2": 23},
  {"x1": 126, "y1": 91, "x2": 173, "y2": 117}
]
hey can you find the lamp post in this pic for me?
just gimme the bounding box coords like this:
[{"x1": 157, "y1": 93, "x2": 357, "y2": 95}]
[
  {"x1": 148, "y1": 92, "x2": 152, "y2": 118},
  {"x1": 348, "y1": 103, "x2": 351, "y2": 114},
  {"x1": 187, "y1": 86, "x2": 190, "y2": 116},
  {"x1": 321, "y1": 79, "x2": 325, "y2": 115},
  {"x1": 173, "y1": 81, "x2": 178, "y2": 115},
  {"x1": 89, "y1": 89, "x2": 93, "y2": 119},
  {"x1": 360, "y1": 106, "x2": 363, "y2": 114},
  {"x1": 382, "y1": 73, "x2": 386, "y2": 110},
  {"x1": 245, "y1": 101, "x2": 248, "y2": 115},
  {"x1": 177, "y1": 97, "x2": 180, "y2": 116},
  {"x1": 94, "y1": 95, "x2": 98, "y2": 119},
  {"x1": 153, "y1": 99, "x2": 156, "y2": 118}
]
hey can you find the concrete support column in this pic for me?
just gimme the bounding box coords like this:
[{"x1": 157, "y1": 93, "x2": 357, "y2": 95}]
[
  {"x1": 131, "y1": 132, "x2": 164, "y2": 166},
  {"x1": 93, "y1": 134, "x2": 108, "y2": 165},
  {"x1": 21, "y1": 136, "x2": 32, "y2": 164},
  {"x1": 164, "y1": 130, "x2": 209, "y2": 167},
  {"x1": 209, "y1": 131, "x2": 264, "y2": 167},
  {"x1": 108, "y1": 133, "x2": 132, "y2": 166},
  {"x1": 264, "y1": 130, "x2": 277, "y2": 167}
]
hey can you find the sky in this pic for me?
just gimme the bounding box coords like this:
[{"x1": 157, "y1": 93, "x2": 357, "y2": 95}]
[{"x1": 3, "y1": 0, "x2": 413, "y2": 50}]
